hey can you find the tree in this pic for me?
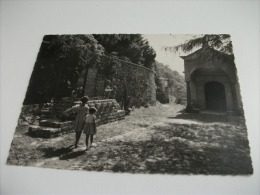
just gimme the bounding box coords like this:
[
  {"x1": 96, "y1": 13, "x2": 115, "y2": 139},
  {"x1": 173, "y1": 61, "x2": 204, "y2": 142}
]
[
  {"x1": 93, "y1": 34, "x2": 156, "y2": 68},
  {"x1": 24, "y1": 35, "x2": 104, "y2": 104},
  {"x1": 164, "y1": 34, "x2": 233, "y2": 54},
  {"x1": 154, "y1": 61, "x2": 186, "y2": 103},
  {"x1": 24, "y1": 34, "x2": 156, "y2": 104}
]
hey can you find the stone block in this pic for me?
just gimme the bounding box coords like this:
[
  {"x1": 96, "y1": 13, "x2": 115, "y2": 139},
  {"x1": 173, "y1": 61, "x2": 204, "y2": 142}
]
[
  {"x1": 61, "y1": 126, "x2": 73, "y2": 134},
  {"x1": 95, "y1": 103, "x2": 102, "y2": 109},
  {"x1": 107, "y1": 107, "x2": 114, "y2": 111},
  {"x1": 28, "y1": 125, "x2": 62, "y2": 138},
  {"x1": 117, "y1": 110, "x2": 126, "y2": 117},
  {"x1": 28, "y1": 125, "x2": 39, "y2": 135},
  {"x1": 60, "y1": 121, "x2": 73, "y2": 128},
  {"x1": 95, "y1": 115, "x2": 101, "y2": 119},
  {"x1": 39, "y1": 119, "x2": 72, "y2": 128},
  {"x1": 88, "y1": 103, "x2": 95, "y2": 108},
  {"x1": 39, "y1": 119, "x2": 61, "y2": 128},
  {"x1": 101, "y1": 113, "x2": 109, "y2": 117},
  {"x1": 102, "y1": 102, "x2": 107, "y2": 107},
  {"x1": 108, "y1": 116, "x2": 115, "y2": 120},
  {"x1": 28, "y1": 124, "x2": 74, "y2": 138}
]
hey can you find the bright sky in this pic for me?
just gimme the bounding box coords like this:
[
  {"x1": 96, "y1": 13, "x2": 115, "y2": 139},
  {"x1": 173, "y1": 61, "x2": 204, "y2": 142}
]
[{"x1": 143, "y1": 34, "x2": 196, "y2": 75}]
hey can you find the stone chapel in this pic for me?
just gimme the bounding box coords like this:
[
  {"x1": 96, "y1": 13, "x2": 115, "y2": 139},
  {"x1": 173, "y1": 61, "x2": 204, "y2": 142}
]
[{"x1": 180, "y1": 45, "x2": 243, "y2": 115}]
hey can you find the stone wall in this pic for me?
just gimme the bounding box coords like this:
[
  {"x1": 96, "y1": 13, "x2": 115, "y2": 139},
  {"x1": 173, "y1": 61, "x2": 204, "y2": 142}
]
[
  {"x1": 84, "y1": 68, "x2": 98, "y2": 97},
  {"x1": 20, "y1": 98, "x2": 125, "y2": 138},
  {"x1": 18, "y1": 98, "x2": 75, "y2": 125},
  {"x1": 112, "y1": 60, "x2": 157, "y2": 108},
  {"x1": 76, "y1": 57, "x2": 157, "y2": 108},
  {"x1": 18, "y1": 103, "x2": 53, "y2": 125}
]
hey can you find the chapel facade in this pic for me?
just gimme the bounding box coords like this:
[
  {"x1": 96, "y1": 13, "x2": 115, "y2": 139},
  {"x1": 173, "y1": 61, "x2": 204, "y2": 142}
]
[{"x1": 180, "y1": 45, "x2": 243, "y2": 115}]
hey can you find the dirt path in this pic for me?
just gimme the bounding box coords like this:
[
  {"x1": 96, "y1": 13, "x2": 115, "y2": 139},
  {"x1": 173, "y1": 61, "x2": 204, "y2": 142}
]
[
  {"x1": 7, "y1": 103, "x2": 253, "y2": 175},
  {"x1": 32, "y1": 103, "x2": 185, "y2": 170}
]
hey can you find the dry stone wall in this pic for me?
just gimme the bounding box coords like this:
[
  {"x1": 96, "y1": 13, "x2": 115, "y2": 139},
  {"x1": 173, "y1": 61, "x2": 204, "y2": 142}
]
[
  {"x1": 21, "y1": 98, "x2": 125, "y2": 138},
  {"x1": 112, "y1": 60, "x2": 157, "y2": 108},
  {"x1": 77, "y1": 56, "x2": 157, "y2": 108}
]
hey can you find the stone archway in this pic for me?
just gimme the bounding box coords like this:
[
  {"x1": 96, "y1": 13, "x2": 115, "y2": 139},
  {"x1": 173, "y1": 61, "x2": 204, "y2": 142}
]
[{"x1": 205, "y1": 81, "x2": 226, "y2": 111}]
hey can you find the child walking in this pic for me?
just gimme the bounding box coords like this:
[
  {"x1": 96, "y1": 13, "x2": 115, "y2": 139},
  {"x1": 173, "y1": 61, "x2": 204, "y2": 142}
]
[
  {"x1": 84, "y1": 107, "x2": 97, "y2": 150},
  {"x1": 64, "y1": 96, "x2": 89, "y2": 148}
]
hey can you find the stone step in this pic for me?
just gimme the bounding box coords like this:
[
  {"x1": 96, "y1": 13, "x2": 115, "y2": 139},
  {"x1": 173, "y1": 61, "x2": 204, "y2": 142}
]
[
  {"x1": 29, "y1": 123, "x2": 73, "y2": 138},
  {"x1": 39, "y1": 119, "x2": 72, "y2": 128},
  {"x1": 29, "y1": 125, "x2": 62, "y2": 138},
  {"x1": 27, "y1": 99, "x2": 126, "y2": 138}
]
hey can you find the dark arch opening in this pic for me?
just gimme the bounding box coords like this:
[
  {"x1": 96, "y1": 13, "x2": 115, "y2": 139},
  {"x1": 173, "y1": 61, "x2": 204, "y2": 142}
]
[{"x1": 205, "y1": 81, "x2": 226, "y2": 111}]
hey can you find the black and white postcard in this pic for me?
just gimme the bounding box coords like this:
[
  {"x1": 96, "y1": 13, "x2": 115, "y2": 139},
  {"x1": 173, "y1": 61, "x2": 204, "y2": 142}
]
[{"x1": 6, "y1": 34, "x2": 253, "y2": 175}]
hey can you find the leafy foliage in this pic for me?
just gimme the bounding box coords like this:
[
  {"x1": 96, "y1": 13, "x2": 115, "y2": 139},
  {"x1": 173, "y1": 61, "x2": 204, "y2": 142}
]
[
  {"x1": 154, "y1": 61, "x2": 186, "y2": 102},
  {"x1": 94, "y1": 34, "x2": 156, "y2": 68},
  {"x1": 164, "y1": 34, "x2": 233, "y2": 54},
  {"x1": 24, "y1": 35, "x2": 104, "y2": 104},
  {"x1": 24, "y1": 34, "x2": 156, "y2": 105},
  {"x1": 100, "y1": 54, "x2": 156, "y2": 107}
]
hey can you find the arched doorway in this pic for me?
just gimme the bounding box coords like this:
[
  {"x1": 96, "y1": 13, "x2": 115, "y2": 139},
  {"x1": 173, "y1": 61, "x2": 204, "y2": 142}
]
[{"x1": 205, "y1": 81, "x2": 226, "y2": 111}]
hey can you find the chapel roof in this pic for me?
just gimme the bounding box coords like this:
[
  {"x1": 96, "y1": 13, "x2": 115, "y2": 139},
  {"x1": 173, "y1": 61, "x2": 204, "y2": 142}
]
[{"x1": 180, "y1": 44, "x2": 234, "y2": 62}]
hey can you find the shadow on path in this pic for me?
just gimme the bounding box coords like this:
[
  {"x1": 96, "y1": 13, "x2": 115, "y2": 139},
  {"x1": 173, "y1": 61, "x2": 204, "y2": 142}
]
[
  {"x1": 169, "y1": 112, "x2": 243, "y2": 124},
  {"x1": 59, "y1": 150, "x2": 86, "y2": 160},
  {"x1": 40, "y1": 145, "x2": 74, "y2": 158}
]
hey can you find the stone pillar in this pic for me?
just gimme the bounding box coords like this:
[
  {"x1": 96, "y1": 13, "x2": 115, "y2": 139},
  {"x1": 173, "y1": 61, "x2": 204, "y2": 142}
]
[
  {"x1": 224, "y1": 83, "x2": 233, "y2": 113},
  {"x1": 196, "y1": 81, "x2": 205, "y2": 110},
  {"x1": 84, "y1": 68, "x2": 98, "y2": 97},
  {"x1": 232, "y1": 82, "x2": 244, "y2": 115},
  {"x1": 190, "y1": 80, "x2": 197, "y2": 103},
  {"x1": 230, "y1": 83, "x2": 238, "y2": 109},
  {"x1": 186, "y1": 81, "x2": 192, "y2": 112}
]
